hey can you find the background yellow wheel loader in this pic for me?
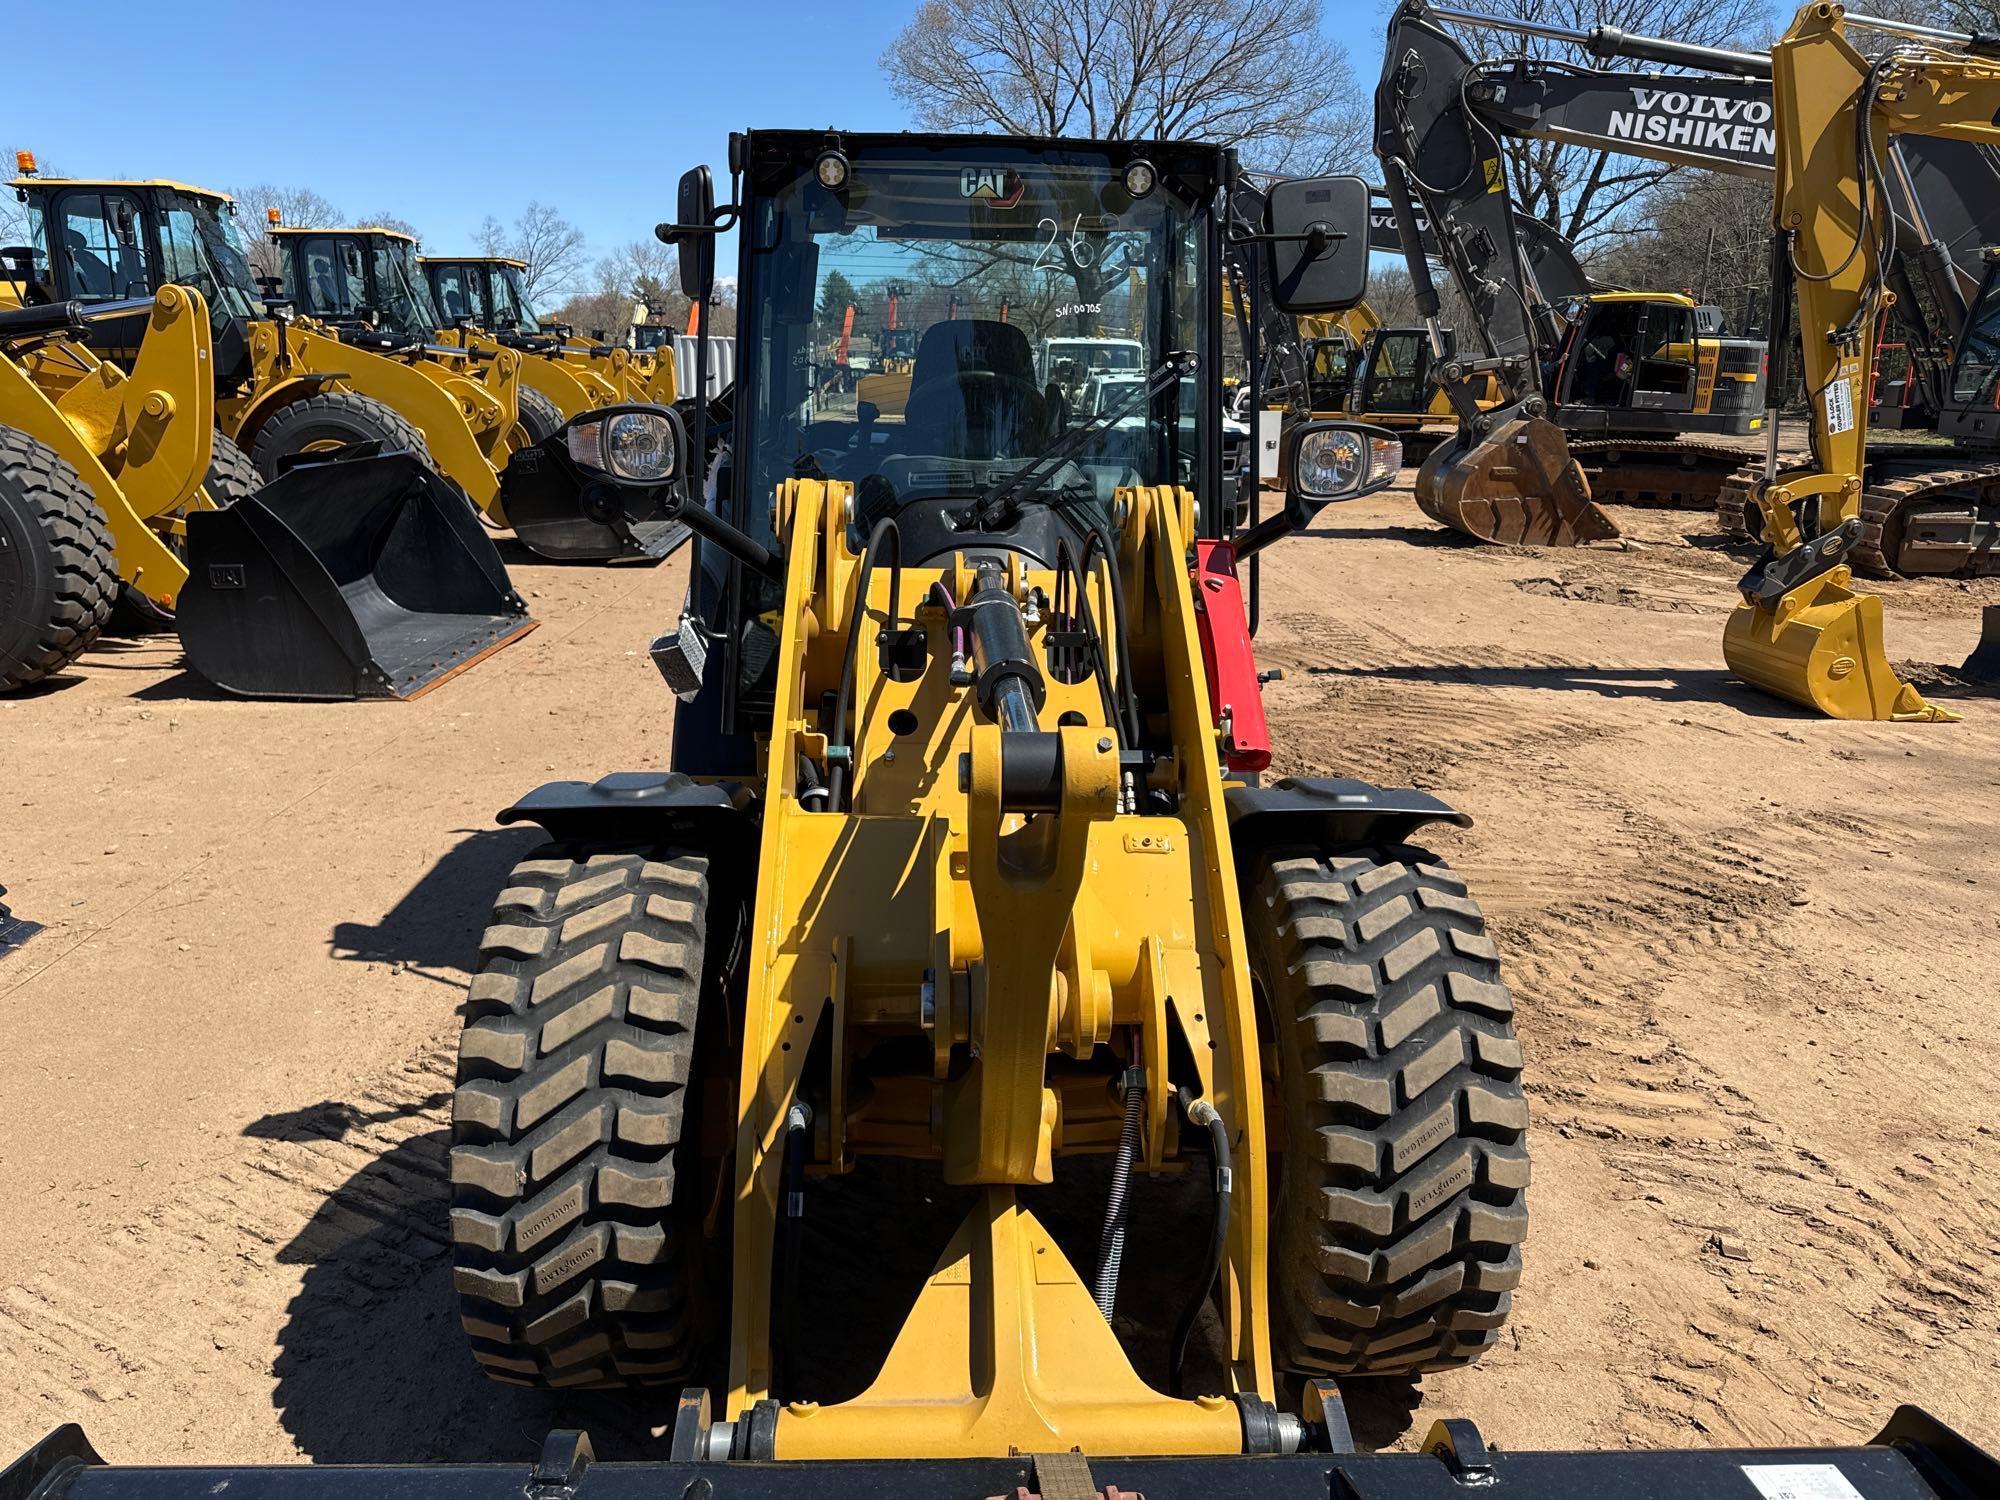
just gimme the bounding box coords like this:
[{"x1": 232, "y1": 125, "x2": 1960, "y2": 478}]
[
  {"x1": 2, "y1": 163, "x2": 539, "y2": 698},
  {"x1": 266, "y1": 223, "x2": 528, "y2": 464},
  {"x1": 424, "y1": 253, "x2": 681, "y2": 410},
  {"x1": 420, "y1": 254, "x2": 625, "y2": 428}
]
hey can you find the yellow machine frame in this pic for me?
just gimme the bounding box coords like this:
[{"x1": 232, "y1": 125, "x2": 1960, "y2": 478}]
[
  {"x1": 723, "y1": 478, "x2": 1268, "y2": 1456},
  {"x1": 1724, "y1": 2, "x2": 1986, "y2": 720},
  {"x1": 0, "y1": 287, "x2": 216, "y2": 608}
]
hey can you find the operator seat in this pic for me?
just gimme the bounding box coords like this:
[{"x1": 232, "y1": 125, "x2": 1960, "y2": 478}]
[{"x1": 901, "y1": 319, "x2": 1050, "y2": 459}]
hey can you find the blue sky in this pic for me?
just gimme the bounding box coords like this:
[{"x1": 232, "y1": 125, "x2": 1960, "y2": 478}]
[{"x1": 11, "y1": 0, "x2": 1401, "y2": 286}]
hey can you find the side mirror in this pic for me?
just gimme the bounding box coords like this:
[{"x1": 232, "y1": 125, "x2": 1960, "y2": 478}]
[
  {"x1": 675, "y1": 166, "x2": 715, "y2": 300},
  {"x1": 1264, "y1": 176, "x2": 1370, "y2": 314}
]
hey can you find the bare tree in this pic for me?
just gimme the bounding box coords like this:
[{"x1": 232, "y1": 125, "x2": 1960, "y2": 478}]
[
  {"x1": 477, "y1": 202, "x2": 589, "y2": 303},
  {"x1": 1432, "y1": 0, "x2": 1773, "y2": 250},
  {"x1": 230, "y1": 183, "x2": 344, "y2": 280},
  {"x1": 883, "y1": 0, "x2": 1369, "y2": 172}
]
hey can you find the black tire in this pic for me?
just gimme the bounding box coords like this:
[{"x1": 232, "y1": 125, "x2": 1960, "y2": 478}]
[
  {"x1": 1246, "y1": 843, "x2": 1529, "y2": 1377},
  {"x1": 514, "y1": 385, "x2": 565, "y2": 446},
  {"x1": 450, "y1": 843, "x2": 709, "y2": 1389},
  {"x1": 111, "y1": 432, "x2": 264, "y2": 633},
  {"x1": 0, "y1": 427, "x2": 118, "y2": 692},
  {"x1": 202, "y1": 430, "x2": 263, "y2": 506},
  {"x1": 248, "y1": 392, "x2": 433, "y2": 481}
]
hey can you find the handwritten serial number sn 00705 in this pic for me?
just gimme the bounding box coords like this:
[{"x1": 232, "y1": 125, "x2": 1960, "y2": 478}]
[{"x1": 1053, "y1": 303, "x2": 1104, "y2": 318}]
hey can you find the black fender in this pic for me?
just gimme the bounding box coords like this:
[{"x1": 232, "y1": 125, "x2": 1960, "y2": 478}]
[
  {"x1": 1224, "y1": 776, "x2": 1470, "y2": 863},
  {"x1": 499, "y1": 771, "x2": 757, "y2": 848}
]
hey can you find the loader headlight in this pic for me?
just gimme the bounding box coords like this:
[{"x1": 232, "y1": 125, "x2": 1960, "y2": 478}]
[
  {"x1": 1288, "y1": 422, "x2": 1401, "y2": 504},
  {"x1": 566, "y1": 407, "x2": 678, "y2": 482}
]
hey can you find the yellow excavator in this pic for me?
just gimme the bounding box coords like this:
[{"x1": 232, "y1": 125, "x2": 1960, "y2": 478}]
[{"x1": 1722, "y1": 2, "x2": 2000, "y2": 719}]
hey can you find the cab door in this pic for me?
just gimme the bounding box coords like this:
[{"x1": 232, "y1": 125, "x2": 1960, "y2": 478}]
[{"x1": 40, "y1": 186, "x2": 157, "y2": 361}]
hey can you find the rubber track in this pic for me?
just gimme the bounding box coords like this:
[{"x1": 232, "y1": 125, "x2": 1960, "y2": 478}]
[
  {"x1": 250, "y1": 392, "x2": 436, "y2": 480},
  {"x1": 0, "y1": 428, "x2": 118, "y2": 692},
  {"x1": 450, "y1": 845, "x2": 708, "y2": 1389},
  {"x1": 1570, "y1": 438, "x2": 1751, "y2": 509},
  {"x1": 1248, "y1": 845, "x2": 1529, "y2": 1376}
]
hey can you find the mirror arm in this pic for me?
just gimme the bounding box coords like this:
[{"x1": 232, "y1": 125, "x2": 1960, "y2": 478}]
[
  {"x1": 673, "y1": 497, "x2": 783, "y2": 582},
  {"x1": 654, "y1": 204, "x2": 742, "y2": 246},
  {"x1": 1232, "y1": 508, "x2": 1298, "y2": 562}
]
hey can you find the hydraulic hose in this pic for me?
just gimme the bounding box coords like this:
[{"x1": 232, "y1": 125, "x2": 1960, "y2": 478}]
[
  {"x1": 775, "y1": 1099, "x2": 812, "y2": 1401},
  {"x1": 1092, "y1": 1067, "x2": 1146, "y2": 1321},
  {"x1": 1169, "y1": 1087, "x2": 1233, "y2": 1397},
  {"x1": 826, "y1": 519, "x2": 899, "y2": 811}
]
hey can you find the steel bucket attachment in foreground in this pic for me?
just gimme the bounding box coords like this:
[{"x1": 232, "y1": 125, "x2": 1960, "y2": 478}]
[
  {"x1": 497, "y1": 436, "x2": 690, "y2": 562},
  {"x1": 1415, "y1": 415, "x2": 1621, "y2": 546},
  {"x1": 1722, "y1": 573, "x2": 1955, "y2": 721},
  {"x1": 176, "y1": 450, "x2": 537, "y2": 700}
]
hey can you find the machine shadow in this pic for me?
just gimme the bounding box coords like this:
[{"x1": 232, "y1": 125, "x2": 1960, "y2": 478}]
[
  {"x1": 260, "y1": 1112, "x2": 672, "y2": 1462},
  {"x1": 330, "y1": 827, "x2": 545, "y2": 974},
  {"x1": 1308, "y1": 661, "x2": 1813, "y2": 716}
]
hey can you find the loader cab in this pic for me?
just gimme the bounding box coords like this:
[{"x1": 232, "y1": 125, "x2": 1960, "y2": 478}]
[
  {"x1": 659, "y1": 131, "x2": 1374, "y2": 753},
  {"x1": 275, "y1": 227, "x2": 442, "y2": 340},
  {"x1": 421, "y1": 256, "x2": 544, "y2": 336},
  {"x1": 6, "y1": 175, "x2": 262, "y2": 388}
]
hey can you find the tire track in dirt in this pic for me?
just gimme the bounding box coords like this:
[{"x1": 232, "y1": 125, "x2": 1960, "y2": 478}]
[
  {"x1": 1482, "y1": 789, "x2": 1997, "y2": 1445},
  {"x1": 0, "y1": 1041, "x2": 599, "y2": 1461}
]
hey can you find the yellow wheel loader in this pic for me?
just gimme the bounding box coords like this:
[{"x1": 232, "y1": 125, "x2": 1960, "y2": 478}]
[
  {"x1": 423, "y1": 254, "x2": 680, "y2": 412},
  {"x1": 6, "y1": 121, "x2": 1996, "y2": 1500},
  {"x1": 2, "y1": 165, "x2": 539, "y2": 697},
  {"x1": 266, "y1": 223, "x2": 528, "y2": 459},
  {"x1": 8, "y1": 168, "x2": 668, "y2": 563},
  {"x1": 0, "y1": 287, "x2": 251, "y2": 655},
  {"x1": 420, "y1": 254, "x2": 629, "y2": 426}
]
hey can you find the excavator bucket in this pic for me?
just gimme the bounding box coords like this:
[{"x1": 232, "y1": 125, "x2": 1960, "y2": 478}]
[
  {"x1": 175, "y1": 450, "x2": 537, "y2": 700},
  {"x1": 1961, "y1": 604, "x2": 2000, "y2": 681},
  {"x1": 1413, "y1": 416, "x2": 1621, "y2": 546},
  {"x1": 1722, "y1": 573, "x2": 1957, "y2": 721}
]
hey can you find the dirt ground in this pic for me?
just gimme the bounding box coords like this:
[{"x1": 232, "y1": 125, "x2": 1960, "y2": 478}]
[{"x1": 2, "y1": 492, "x2": 1996, "y2": 1467}]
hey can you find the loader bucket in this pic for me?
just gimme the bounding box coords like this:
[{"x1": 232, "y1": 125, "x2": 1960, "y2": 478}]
[
  {"x1": 1722, "y1": 573, "x2": 1957, "y2": 721},
  {"x1": 1961, "y1": 604, "x2": 2000, "y2": 681},
  {"x1": 1414, "y1": 415, "x2": 1621, "y2": 546},
  {"x1": 175, "y1": 451, "x2": 537, "y2": 700}
]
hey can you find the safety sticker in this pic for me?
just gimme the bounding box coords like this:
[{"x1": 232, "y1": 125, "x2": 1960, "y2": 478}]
[
  {"x1": 1743, "y1": 1464, "x2": 1869, "y2": 1500},
  {"x1": 1482, "y1": 157, "x2": 1505, "y2": 193},
  {"x1": 1823, "y1": 375, "x2": 1855, "y2": 436}
]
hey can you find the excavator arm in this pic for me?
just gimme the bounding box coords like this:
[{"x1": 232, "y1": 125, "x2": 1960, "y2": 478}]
[
  {"x1": 1719, "y1": 2, "x2": 2000, "y2": 720},
  {"x1": 1372, "y1": 0, "x2": 1779, "y2": 545}
]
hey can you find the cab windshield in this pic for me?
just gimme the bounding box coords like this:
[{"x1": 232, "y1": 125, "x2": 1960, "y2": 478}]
[
  {"x1": 159, "y1": 192, "x2": 260, "y2": 319},
  {"x1": 494, "y1": 264, "x2": 541, "y2": 333},
  {"x1": 372, "y1": 238, "x2": 441, "y2": 334},
  {"x1": 737, "y1": 140, "x2": 1216, "y2": 544}
]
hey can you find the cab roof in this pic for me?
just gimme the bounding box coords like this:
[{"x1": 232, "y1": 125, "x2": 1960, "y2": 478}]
[
  {"x1": 1589, "y1": 291, "x2": 1696, "y2": 307},
  {"x1": 270, "y1": 226, "x2": 418, "y2": 244},
  {"x1": 418, "y1": 255, "x2": 528, "y2": 269},
  {"x1": 6, "y1": 177, "x2": 234, "y2": 203}
]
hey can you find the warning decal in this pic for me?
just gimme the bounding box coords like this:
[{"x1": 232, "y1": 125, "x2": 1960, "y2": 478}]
[{"x1": 1823, "y1": 375, "x2": 1855, "y2": 436}]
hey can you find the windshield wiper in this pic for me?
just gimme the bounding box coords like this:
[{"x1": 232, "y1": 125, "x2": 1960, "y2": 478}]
[{"x1": 968, "y1": 350, "x2": 1196, "y2": 532}]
